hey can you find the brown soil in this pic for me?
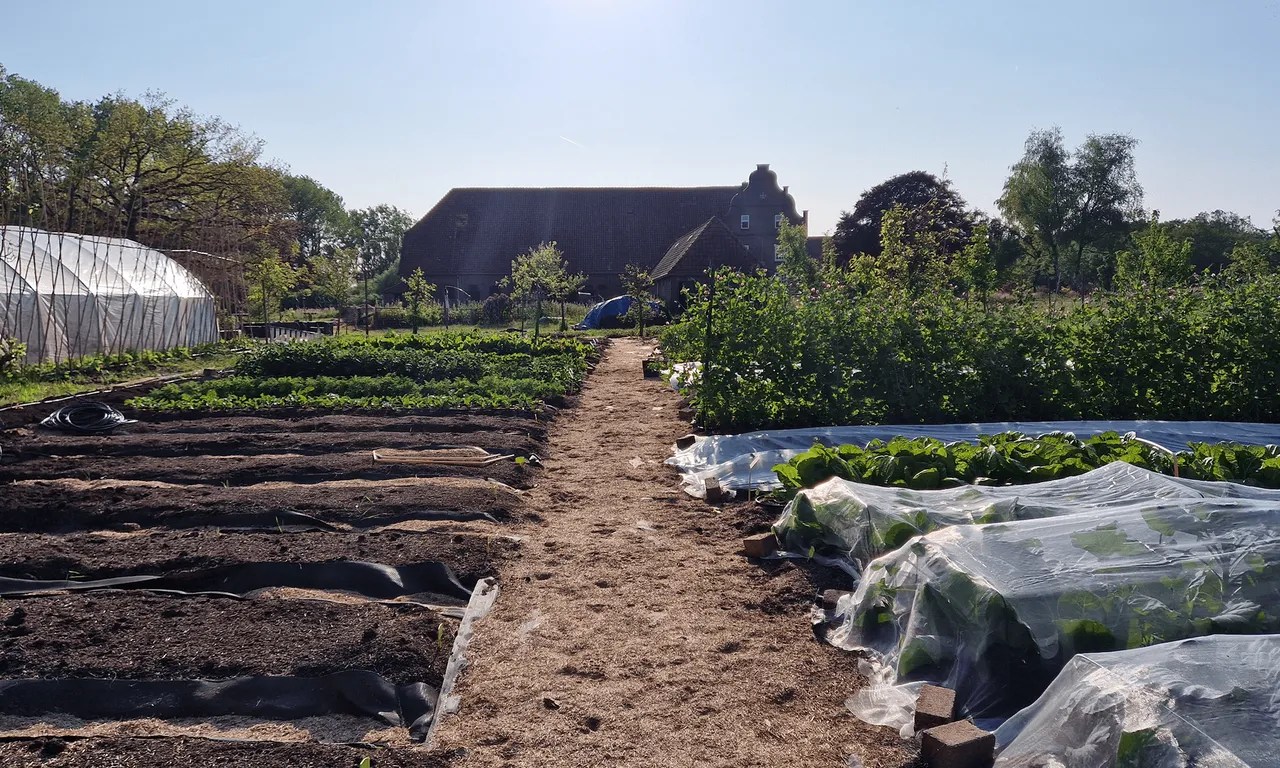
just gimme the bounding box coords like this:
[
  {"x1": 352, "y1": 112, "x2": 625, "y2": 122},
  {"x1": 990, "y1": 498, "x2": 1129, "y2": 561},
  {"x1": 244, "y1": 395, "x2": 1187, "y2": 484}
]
[
  {"x1": 1, "y1": 428, "x2": 540, "y2": 460},
  {"x1": 0, "y1": 593, "x2": 451, "y2": 686},
  {"x1": 431, "y1": 339, "x2": 914, "y2": 767},
  {"x1": 0, "y1": 529, "x2": 516, "y2": 584},
  {"x1": 0, "y1": 477, "x2": 525, "y2": 533},
  {"x1": 1, "y1": 451, "x2": 534, "y2": 488},
  {"x1": 0, "y1": 738, "x2": 447, "y2": 768}
]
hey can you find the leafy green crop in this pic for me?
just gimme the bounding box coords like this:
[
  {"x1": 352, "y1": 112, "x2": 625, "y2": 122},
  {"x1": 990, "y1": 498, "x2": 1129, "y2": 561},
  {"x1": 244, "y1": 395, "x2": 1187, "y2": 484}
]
[{"x1": 772, "y1": 431, "x2": 1280, "y2": 498}]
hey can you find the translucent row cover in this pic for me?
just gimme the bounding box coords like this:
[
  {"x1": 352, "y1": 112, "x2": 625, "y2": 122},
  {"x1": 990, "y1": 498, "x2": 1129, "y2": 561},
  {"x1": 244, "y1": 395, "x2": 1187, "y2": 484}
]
[
  {"x1": 668, "y1": 422, "x2": 1280, "y2": 497},
  {"x1": 995, "y1": 635, "x2": 1280, "y2": 767},
  {"x1": 776, "y1": 462, "x2": 1280, "y2": 574},
  {"x1": 821, "y1": 466, "x2": 1280, "y2": 730}
]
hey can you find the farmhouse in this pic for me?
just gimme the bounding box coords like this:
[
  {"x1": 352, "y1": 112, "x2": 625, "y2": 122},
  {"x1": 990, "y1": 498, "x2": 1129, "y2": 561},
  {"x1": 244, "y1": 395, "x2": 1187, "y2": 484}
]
[{"x1": 399, "y1": 164, "x2": 818, "y2": 303}]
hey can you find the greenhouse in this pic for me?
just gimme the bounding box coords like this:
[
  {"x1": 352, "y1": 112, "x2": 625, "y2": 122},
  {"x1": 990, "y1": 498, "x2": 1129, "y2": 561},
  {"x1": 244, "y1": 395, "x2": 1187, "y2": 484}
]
[{"x1": 0, "y1": 226, "x2": 219, "y2": 363}]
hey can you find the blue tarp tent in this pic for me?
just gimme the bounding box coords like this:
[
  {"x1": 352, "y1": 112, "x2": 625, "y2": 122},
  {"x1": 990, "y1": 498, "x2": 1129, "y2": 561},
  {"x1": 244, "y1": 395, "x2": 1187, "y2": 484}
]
[{"x1": 573, "y1": 296, "x2": 662, "y2": 330}]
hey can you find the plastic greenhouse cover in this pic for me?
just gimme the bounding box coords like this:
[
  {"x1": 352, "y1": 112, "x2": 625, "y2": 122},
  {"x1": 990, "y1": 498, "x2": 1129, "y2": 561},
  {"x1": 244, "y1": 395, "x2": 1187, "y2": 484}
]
[
  {"x1": 775, "y1": 462, "x2": 1280, "y2": 574},
  {"x1": 994, "y1": 635, "x2": 1280, "y2": 767},
  {"x1": 829, "y1": 490, "x2": 1280, "y2": 730},
  {"x1": 0, "y1": 226, "x2": 218, "y2": 363},
  {"x1": 666, "y1": 421, "x2": 1280, "y2": 498}
]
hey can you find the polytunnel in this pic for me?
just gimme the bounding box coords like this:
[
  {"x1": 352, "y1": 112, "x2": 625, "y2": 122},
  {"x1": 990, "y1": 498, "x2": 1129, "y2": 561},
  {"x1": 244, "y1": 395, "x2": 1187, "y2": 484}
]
[{"x1": 0, "y1": 226, "x2": 219, "y2": 363}]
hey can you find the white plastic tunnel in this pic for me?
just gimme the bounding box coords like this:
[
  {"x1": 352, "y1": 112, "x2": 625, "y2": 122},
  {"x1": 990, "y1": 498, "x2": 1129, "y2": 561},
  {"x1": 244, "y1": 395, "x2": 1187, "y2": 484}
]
[{"x1": 0, "y1": 227, "x2": 219, "y2": 363}]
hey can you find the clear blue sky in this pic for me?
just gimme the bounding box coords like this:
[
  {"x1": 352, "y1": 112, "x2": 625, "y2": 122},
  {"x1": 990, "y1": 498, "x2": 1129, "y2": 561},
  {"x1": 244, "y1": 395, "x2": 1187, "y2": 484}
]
[{"x1": 4, "y1": 0, "x2": 1277, "y2": 233}]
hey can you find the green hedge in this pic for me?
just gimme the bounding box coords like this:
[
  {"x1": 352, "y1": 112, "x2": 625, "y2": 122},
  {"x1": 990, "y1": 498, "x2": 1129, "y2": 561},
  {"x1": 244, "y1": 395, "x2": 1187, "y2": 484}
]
[{"x1": 663, "y1": 271, "x2": 1280, "y2": 429}]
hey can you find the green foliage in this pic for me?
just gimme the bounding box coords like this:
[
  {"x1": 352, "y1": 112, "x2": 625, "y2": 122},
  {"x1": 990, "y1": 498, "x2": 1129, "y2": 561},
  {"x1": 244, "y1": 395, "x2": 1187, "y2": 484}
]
[
  {"x1": 246, "y1": 248, "x2": 302, "y2": 322},
  {"x1": 0, "y1": 337, "x2": 26, "y2": 376},
  {"x1": 483, "y1": 293, "x2": 514, "y2": 325},
  {"x1": 504, "y1": 241, "x2": 584, "y2": 336},
  {"x1": 619, "y1": 263, "x2": 656, "y2": 336},
  {"x1": 128, "y1": 332, "x2": 599, "y2": 412},
  {"x1": 1114, "y1": 215, "x2": 1193, "y2": 290},
  {"x1": 3, "y1": 340, "x2": 251, "y2": 383},
  {"x1": 832, "y1": 171, "x2": 975, "y2": 260},
  {"x1": 775, "y1": 215, "x2": 818, "y2": 292},
  {"x1": 402, "y1": 268, "x2": 438, "y2": 333},
  {"x1": 665, "y1": 263, "x2": 1280, "y2": 430},
  {"x1": 998, "y1": 128, "x2": 1143, "y2": 292},
  {"x1": 770, "y1": 431, "x2": 1200, "y2": 498}
]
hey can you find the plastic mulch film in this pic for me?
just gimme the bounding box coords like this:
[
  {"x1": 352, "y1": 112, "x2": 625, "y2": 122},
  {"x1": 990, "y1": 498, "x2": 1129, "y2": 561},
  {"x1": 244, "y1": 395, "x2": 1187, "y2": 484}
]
[
  {"x1": 994, "y1": 635, "x2": 1280, "y2": 767},
  {"x1": 776, "y1": 462, "x2": 1280, "y2": 574},
  {"x1": 829, "y1": 494, "x2": 1280, "y2": 730},
  {"x1": 667, "y1": 422, "x2": 1280, "y2": 498}
]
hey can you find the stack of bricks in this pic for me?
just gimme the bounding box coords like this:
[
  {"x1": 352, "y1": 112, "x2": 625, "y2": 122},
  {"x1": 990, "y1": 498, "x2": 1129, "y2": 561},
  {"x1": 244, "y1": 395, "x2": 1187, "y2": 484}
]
[{"x1": 913, "y1": 685, "x2": 995, "y2": 768}]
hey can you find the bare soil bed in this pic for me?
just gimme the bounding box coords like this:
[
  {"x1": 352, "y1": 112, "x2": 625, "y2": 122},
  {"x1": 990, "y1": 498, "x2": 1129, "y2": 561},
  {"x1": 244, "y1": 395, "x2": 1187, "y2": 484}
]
[
  {"x1": 1, "y1": 477, "x2": 525, "y2": 532},
  {"x1": 0, "y1": 529, "x2": 517, "y2": 584},
  {"x1": 0, "y1": 738, "x2": 446, "y2": 768},
  {"x1": 0, "y1": 402, "x2": 549, "y2": 760},
  {"x1": 0, "y1": 593, "x2": 451, "y2": 686}
]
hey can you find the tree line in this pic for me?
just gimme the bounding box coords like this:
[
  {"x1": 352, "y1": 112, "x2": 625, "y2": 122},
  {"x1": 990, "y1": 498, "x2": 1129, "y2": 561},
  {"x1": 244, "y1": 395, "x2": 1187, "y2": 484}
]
[
  {"x1": 827, "y1": 128, "x2": 1278, "y2": 296},
  {"x1": 0, "y1": 64, "x2": 413, "y2": 321}
]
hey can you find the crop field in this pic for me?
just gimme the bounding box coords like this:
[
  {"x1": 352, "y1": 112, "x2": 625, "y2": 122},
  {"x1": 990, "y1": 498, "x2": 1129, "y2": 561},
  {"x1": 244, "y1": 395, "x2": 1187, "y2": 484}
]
[{"x1": 0, "y1": 332, "x2": 597, "y2": 765}]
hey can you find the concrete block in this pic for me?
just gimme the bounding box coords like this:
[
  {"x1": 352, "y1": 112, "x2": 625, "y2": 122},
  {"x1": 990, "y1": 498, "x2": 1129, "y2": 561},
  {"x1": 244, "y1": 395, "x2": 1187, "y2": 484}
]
[
  {"x1": 920, "y1": 720, "x2": 994, "y2": 768},
  {"x1": 704, "y1": 477, "x2": 725, "y2": 504},
  {"x1": 742, "y1": 532, "x2": 777, "y2": 558},
  {"x1": 820, "y1": 589, "x2": 851, "y2": 610},
  {"x1": 914, "y1": 684, "x2": 957, "y2": 731},
  {"x1": 675, "y1": 433, "x2": 699, "y2": 450}
]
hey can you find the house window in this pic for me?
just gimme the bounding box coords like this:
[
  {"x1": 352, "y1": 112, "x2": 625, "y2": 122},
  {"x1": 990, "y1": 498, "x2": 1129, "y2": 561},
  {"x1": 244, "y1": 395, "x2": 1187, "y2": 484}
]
[
  {"x1": 774, "y1": 244, "x2": 784, "y2": 263},
  {"x1": 740, "y1": 214, "x2": 750, "y2": 230},
  {"x1": 774, "y1": 214, "x2": 783, "y2": 229}
]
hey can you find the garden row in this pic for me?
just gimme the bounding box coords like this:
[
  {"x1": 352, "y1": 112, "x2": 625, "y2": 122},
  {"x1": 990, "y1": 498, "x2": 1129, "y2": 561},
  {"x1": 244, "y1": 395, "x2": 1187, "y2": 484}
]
[
  {"x1": 772, "y1": 430, "x2": 1280, "y2": 497},
  {"x1": 661, "y1": 269, "x2": 1280, "y2": 429},
  {"x1": 0, "y1": 332, "x2": 583, "y2": 761},
  {"x1": 128, "y1": 331, "x2": 599, "y2": 411}
]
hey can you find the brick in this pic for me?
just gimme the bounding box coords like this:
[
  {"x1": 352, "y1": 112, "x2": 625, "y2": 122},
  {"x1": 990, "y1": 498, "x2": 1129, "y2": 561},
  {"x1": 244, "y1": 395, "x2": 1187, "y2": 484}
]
[
  {"x1": 675, "y1": 433, "x2": 699, "y2": 450},
  {"x1": 914, "y1": 684, "x2": 957, "y2": 731},
  {"x1": 920, "y1": 720, "x2": 994, "y2": 768},
  {"x1": 742, "y1": 532, "x2": 777, "y2": 558},
  {"x1": 704, "y1": 477, "x2": 725, "y2": 504},
  {"x1": 820, "y1": 589, "x2": 851, "y2": 610}
]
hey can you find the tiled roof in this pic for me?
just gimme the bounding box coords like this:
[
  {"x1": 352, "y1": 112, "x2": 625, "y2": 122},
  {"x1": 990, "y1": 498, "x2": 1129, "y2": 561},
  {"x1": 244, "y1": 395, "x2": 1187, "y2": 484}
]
[
  {"x1": 400, "y1": 186, "x2": 740, "y2": 282},
  {"x1": 651, "y1": 217, "x2": 759, "y2": 281}
]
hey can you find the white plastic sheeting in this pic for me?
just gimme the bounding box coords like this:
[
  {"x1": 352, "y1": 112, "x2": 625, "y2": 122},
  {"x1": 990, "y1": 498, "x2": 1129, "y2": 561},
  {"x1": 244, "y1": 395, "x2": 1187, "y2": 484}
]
[
  {"x1": 775, "y1": 462, "x2": 1280, "y2": 573},
  {"x1": 0, "y1": 227, "x2": 218, "y2": 363},
  {"x1": 829, "y1": 486, "x2": 1280, "y2": 728},
  {"x1": 995, "y1": 635, "x2": 1280, "y2": 767},
  {"x1": 667, "y1": 422, "x2": 1280, "y2": 498}
]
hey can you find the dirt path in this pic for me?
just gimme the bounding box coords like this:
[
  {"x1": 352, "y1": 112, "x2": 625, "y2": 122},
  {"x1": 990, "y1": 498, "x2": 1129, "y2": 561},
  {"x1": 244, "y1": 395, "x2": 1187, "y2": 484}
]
[{"x1": 432, "y1": 339, "x2": 912, "y2": 768}]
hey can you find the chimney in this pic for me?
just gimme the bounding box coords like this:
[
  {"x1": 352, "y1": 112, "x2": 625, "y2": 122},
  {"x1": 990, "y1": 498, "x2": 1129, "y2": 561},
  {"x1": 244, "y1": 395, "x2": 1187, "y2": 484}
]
[{"x1": 803, "y1": 210, "x2": 809, "y2": 225}]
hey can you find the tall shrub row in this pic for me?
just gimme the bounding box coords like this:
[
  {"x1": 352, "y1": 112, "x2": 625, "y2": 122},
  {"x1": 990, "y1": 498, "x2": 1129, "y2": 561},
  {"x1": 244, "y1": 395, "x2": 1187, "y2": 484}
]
[{"x1": 662, "y1": 270, "x2": 1280, "y2": 430}]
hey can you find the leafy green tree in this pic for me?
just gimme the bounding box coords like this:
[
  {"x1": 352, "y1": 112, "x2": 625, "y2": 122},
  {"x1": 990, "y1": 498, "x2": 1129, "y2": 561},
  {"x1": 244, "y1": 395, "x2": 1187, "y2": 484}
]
[
  {"x1": 1163, "y1": 210, "x2": 1270, "y2": 273},
  {"x1": 284, "y1": 175, "x2": 349, "y2": 262},
  {"x1": 1223, "y1": 241, "x2": 1271, "y2": 281},
  {"x1": 506, "y1": 241, "x2": 569, "y2": 337},
  {"x1": 309, "y1": 246, "x2": 358, "y2": 315},
  {"x1": 776, "y1": 215, "x2": 819, "y2": 293},
  {"x1": 402, "y1": 267, "x2": 438, "y2": 333},
  {"x1": 620, "y1": 263, "x2": 656, "y2": 337},
  {"x1": 247, "y1": 248, "x2": 302, "y2": 322},
  {"x1": 1114, "y1": 215, "x2": 1193, "y2": 291},
  {"x1": 955, "y1": 224, "x2": 997, "y2": 305},
  {"x1": 998, "y1": 127, "x2": 1143, "y2": 293},
  {"x1": 345, "y1": 204, "x2": 414, "y2": 275},
  {"x1": 833, "y1": 171, "x2": 974, "y2": 260}
]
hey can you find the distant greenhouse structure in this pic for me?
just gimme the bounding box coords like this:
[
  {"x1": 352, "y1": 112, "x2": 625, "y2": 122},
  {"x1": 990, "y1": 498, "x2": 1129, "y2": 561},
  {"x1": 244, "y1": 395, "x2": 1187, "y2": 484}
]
[{"x1": 0, "y1": 226, "x2": 219, "y2": 364}]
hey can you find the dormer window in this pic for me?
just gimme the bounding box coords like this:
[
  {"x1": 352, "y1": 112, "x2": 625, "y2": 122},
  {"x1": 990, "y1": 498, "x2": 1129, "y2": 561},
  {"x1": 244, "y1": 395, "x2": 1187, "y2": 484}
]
[
  {"x1": 740, "y1": 214, "x2": 750, "y2": 230},
  {"x1": 774, "y1": 214, "x2": 783, "y2": 229}
]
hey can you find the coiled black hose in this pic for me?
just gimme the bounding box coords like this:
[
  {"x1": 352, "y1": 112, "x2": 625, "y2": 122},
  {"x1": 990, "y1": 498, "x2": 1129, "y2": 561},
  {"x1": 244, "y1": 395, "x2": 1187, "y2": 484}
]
[{"x1": 39, "y1": 402, "x2": 136, "y2": 434}]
